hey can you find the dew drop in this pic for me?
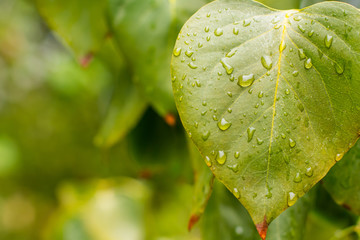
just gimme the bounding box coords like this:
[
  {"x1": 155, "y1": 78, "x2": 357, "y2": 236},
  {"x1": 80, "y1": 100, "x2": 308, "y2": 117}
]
[
  {"x1": 214, "y1": 28, "x2": 223, "y2": 36},
  {"x1": 173, "y1": 47, "x2": 181, "y2": 57},
  {"x1": 281, "y1": 133, "x2": 286, "y2": 139},
  {"x1": 294, "y1": 172, "x2": 302, "y2": 183},
  {"x1": 261, "y1": 55, "x2": 273, "y2": 70},
  {"x1": 227, "y1": 92, "x2": 232, "y2": 97},
  {"x1": 285, "y1": 89, "x2": 290, "y2": 95},
  {"x1": 185, "y1": 50, "x2": 194, "y2": 57},
  {"x1": 247, "y1": 127, "x2": 256, "y2": 142},
  {"x1": 258, "y1": 91, "x2": 264, "y2": 98},
  {"x1": 216, "y1": 150, "x2": 227, "y2": 165},
  {"x1": 292, "y1": 71, "x2": 299, "y2": 77},
  {"x1": 335, "y1": 152, "x2": 344, "y2": 161},
  {"x1": 257, "y1": 138, "x2": 264, "y2": 145},
  {"x1": 324, "y1": 34, "x2": 333, "y2": 48},
  {"x1": 304, "y1": 58, "x2": 313, "y2": 69},
  {"x1": 233, "y1": 27, "x2": 239, "y2": 35},
  {"x1": 206, "y1": 36, "x2": 211, "y2": 41},
  {"x1": 289, "y1": 138, "x2": 296, "y2": 148},
  {"x1": 335, "y1": 64, "x2": 344, "y2": 75},
  {"x1": 238, "y1": 74, "x2": 255, "y2": 87},
  {"x1": 288, "y1": 192, "x2": 297, "y2": 206},
  {"x1": 204, "y1": 26, "x2": 210, "y2": 32},
  {"x1": 243, "y1": 19, "x2": 251, "y2": 26},
  {"x1": 294, "y1": 16, "x2": 302, "y2": 21},
  {"x1": 202, "y1": 130, "x2": 210, "y2": 141},
  {"x1": 205, "y1": 156, "x2": 212, "y2": 167},
  {"x1": 218, "y1": 118, "x2": 232, "y2": 131},
  {"x1": 188, "y1": 62, "x2": 198, "y2": 69},
  {"x1": 305, "y1": 167, "x2": 313, "y2": 177},
  {"x1": 298, "y1": 49, "x2": 306, "y2": 60},
  {"x1": 234, "y1": 151, "x2": 240, "y2": 158},
  {"x1": 220, "y1": 58, "x2": 234, "y2": 75},
  {"x1": 308, "y1": 30, "x2": 314, "y2": 37},
  {"x1": 279, "y1": 41, "x2": 286, "y2": 51},
  {"x1": 298, "y1": 25, "x2": 305, "y2": 33},
  {"x1": 226, "y1": 49, "x2": 237, "y2": 58},
  {"x1": 233, "y1": 188, "x2": 241, "y2": 199},
  {"x1": 297, "y1": 103, "x2": 304, "y2": 112}
]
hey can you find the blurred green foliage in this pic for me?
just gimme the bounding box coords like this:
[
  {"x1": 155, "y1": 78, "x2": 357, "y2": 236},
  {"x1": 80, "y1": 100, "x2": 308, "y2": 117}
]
[{"x1": 0, "y1": 0, "x2": 359, "y2": 239}]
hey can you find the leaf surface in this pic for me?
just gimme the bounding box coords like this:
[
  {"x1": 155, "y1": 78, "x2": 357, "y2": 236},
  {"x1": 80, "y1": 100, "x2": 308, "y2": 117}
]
[{"x1": 171, "y1": 0, "x2": 360, "y2": 233}]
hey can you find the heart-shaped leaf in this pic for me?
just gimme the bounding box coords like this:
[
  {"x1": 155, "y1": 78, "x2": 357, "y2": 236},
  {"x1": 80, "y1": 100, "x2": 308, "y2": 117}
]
[{"x1": 171, "y1": 0, "x2": 360, "y2": 237}]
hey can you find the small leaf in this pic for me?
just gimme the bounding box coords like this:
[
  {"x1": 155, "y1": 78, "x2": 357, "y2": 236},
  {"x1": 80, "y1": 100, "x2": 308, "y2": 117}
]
[
  {"x1": 171, "y1": 0, "x2": 360, "y2": 233},
  {"x1": 323, "y1": 139, "x2": 360, "y2": 215},
  {"x1": 188, "y1": 139, "x2": 215, "y2": 230}
]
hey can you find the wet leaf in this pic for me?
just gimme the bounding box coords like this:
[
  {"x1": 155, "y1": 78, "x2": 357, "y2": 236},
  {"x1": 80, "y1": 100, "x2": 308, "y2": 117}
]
[
  {"x1": 323, "y1": 140, "x2": 360, "y2": 215},
  {"x1": 171, "y1": 0, "x2": 360, "y2": 235}
]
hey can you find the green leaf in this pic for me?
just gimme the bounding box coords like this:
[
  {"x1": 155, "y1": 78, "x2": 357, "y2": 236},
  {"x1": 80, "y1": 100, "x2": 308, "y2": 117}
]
[
  {"x1": 35, "y1": 0, "x2": 109, "y2": 62},
  {"x1": 107, "y1": 0, "x2": 210, "y2": 116},
  {"x1": 188, "y1": 139, "x2": 215, "y2": 230},
  {"x1": 323, "y1": 139, "x2": 360, "y2": 215},
  {"x1": 300, "y1": 0, "x2": 360, "y2": 9},
  {"x1": 171, "y1": 0, "x2": 360, "y2": 235}
]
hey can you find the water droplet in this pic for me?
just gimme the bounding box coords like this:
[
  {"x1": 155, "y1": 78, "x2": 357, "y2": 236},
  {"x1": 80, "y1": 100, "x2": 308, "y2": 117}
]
[
  {"x1": 198, "y1": 42, "x2": 203, "y2": 48},
  {"x1": 294, "y1": 16, "x2": 302, "y2": 21},
  {"x1": 335, "y1": 63, "x2": 344, "y2": 75},
  {"x1": 204, "y1": 26, "x2": 210, "y2": 32},
  {"x1": 257, "y1": 138, "x2": 264, "y2": 145},
  {"x1": 179, "y1": 96, "x2": 183, "y2": 102},
  {"x1": 228, "y1": 108, "x2": 232, "y2": 113},
  {"x1": 258, "y1": 91, "x2": 264, "y2": 98},
  {"x1": 205, "y1": 156, "x2": 212, "y2": 167},
  {"x1": 297, "y1": 24, "x2": 305, "y2": 33},
  {"x1": 304, "y1": 58, "x2": 313, "y2": 69},
  {"x1": 279, "y1": 41, "x2": 286, "y2": 51},
  {"x1": 214, "y1": 28, "x2": 223, "y2": 36},
  {"x1": 291, "y1": 71, "x2": 298, "y2": 77},
  {"x1": 294, "y1": 172, "x2": 302, "y2": 183},
  {"x1": 220, "y1": 58, "x2": 234, "y2": 75},
  {"x1": 243, "y1": 19, "x2": 251, "y2": 26},
  {"x1": 298, "y1": 49, "x2": 306, "y2": 60},
  {"x1": 188, "y1": 62, "x2": 198, "y2": 69},
  {"x1": 335, "y1": 152, "x2": 344, "y2": 161},
  {"x1": 206, "y1": 36, "x2": 211, "y2": 41},
  {"x1": 324, "y1": 34, "x2": 333, "y2": 48},
  {"x1": 281, "y1": 133, "x2": 286, "y2": 139},
  {"x1": 233, "y1": 27, "x2": 239, "y2": 35},
  {"x1": 233, "y1": 188, "x2": 241, "y2": 199},
  {"x1": 234, "y1": 152, "x2": 240, "y2": 158},
  {"x1": 308, "y1": 30, "x2": 314, "y2": 37},
  {"x1": 238, "y1": 74, "x2": 255, "y2": 87},
  {"x1": 173, "y1": 47, "x2": 181, "y2": 57},
  {"x1": 218, "y1": 118, "x2": 232, "y2": 131},
  {"x1": 261, "y1": 55, "x2": 273, "y2": 70},
  {"x1": 285, "y1": 89, "x2": 290, "y2": 95},
  {"x1": 288, "y1": 192, "x2": 297, "y2": 206},
  {"x1": 297, "y1": 103, "x2": 304, "y2": 112},
  {"x1": 185, "y1": 50, "x2": 194, "y2": 57},
  {"x1": 305, "y1": 167, "x2": 313, "y2": 177},
  {"x1": 202, "y1": 130, "x2": 210, "y2": 141},
  {"x1": 289, "y1": 138, "x2": 296, "y2": 148},
  {"x1": 226, "y1": 49, "x2": 237, "y2": 58},
  {"x1": 247, "y1": 127, "x2": 256, "y2": 142},
  {"x1": 216, "y1": 150, "x2": 227, "y2": 165},
  {"x1": 213, "y1": 115, "x2": 218, "y2": 121},
  {"x1": 265, "y1": 185, "x2": 272, "y2": 198}
]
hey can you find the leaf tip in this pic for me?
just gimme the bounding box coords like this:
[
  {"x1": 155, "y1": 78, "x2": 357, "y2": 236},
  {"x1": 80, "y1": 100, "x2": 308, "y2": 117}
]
[
  {"x1": 188, "y1": 214, "x2": 200, "y2": 231},
  {"x1": 80, "y1": 52, "x2": 93, "y2": 68},
  {"x1": 256, "y1": 217, "x2": 268, "y2": 240},
  {"x1": 164, "y1": 113, "x2": 176, "y2": 126}
]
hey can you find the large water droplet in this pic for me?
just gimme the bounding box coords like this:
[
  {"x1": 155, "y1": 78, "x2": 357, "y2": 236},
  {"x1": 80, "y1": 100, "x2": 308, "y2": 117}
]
[
  {"x1": 220, "y1": 59, "x2": 234, "y2": 75},
  {"x1": 247, "y1": 127, "x2": 256, "y2": 142},
  {"x1": 304, "y1": 58, "x2": 312, "y2": 69},
  {"x1": 289, "y1": 138, "x2": 296, "y2": 148},
  {"x1": 261, "y1": 55, "x2": 273, "y2": 70},
  {"x1": 214, "y1": 28, "x2": 223, "y2": 36},
  {"x1": 202, "y1": 130, "x2": 210, "y2": 141},
  {"x1": 279, "y1": 41, "x2": 286, "y2": 51},
  {"x1": 216, "y1": 150, "x2": 227, "y2": 165},
  {"x1": 324, "y1": 34, "x2": 333, "y2": 48},
  {"x1": 294, "y1": 172, "x2": 302, "y2": 183},
  {"x1": 218, "y1": 118, "x2": 232, "y2": 131},
  {"x1": 298, "y1": 49, "x2": 306, "y2": 60},
  {"x1": 173, "y1": 47, "x2": 181, "y2": 57},
  {"x1": 288, "y1": 192, "x2": 297, "y2": 206},
  {"x1": 188, "y1": 62, "x2": 198, "y2": 69},
  {"x1": 238, "y1": 74, "x2": 255, "y2": 87},
  {"x1": 335, "y1": 63, "x2": 344, "y2": 75}
]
